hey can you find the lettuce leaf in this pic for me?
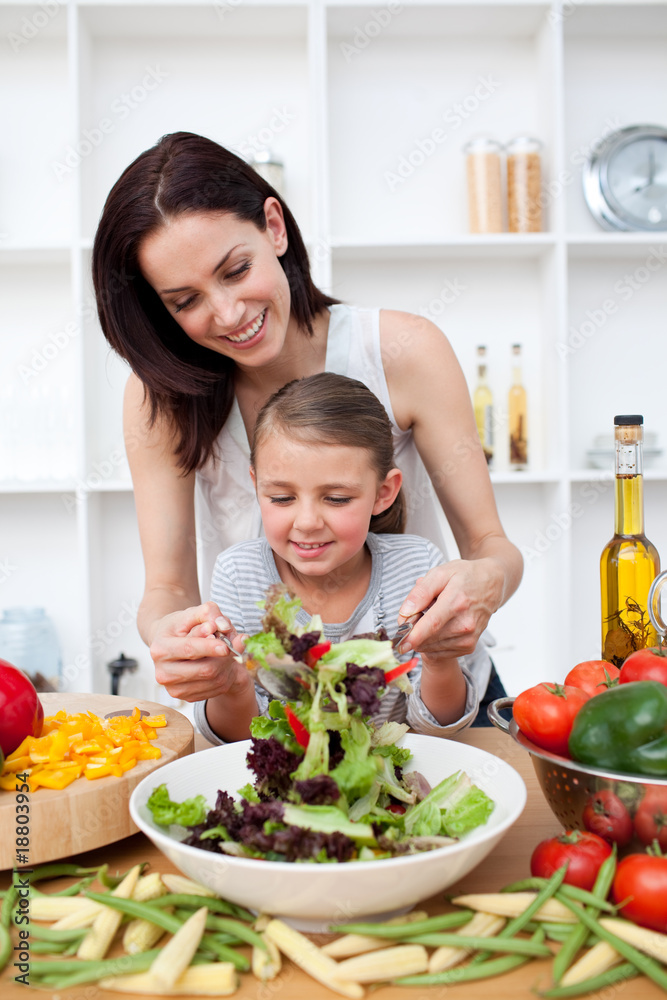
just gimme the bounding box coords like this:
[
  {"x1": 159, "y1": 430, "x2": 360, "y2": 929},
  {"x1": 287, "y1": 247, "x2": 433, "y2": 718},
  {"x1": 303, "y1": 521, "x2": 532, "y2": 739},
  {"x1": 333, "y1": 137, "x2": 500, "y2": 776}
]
[{"x1": 146, "y1": 783, "x2": 207, "y2": 827}]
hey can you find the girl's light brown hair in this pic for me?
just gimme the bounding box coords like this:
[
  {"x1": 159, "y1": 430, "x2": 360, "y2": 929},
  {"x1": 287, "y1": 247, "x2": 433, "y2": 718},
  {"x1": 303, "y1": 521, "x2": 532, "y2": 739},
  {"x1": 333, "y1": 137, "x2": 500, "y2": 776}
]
[{"x1": 251, "y1": 372, "x2": 405, "y2": 534}]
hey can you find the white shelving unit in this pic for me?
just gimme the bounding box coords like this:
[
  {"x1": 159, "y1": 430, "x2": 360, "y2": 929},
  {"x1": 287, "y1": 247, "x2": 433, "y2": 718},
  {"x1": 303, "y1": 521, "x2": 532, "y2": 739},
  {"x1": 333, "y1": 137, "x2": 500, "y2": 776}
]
[{"x1": 2, "y1": 0, "x2": 667, "y2": 702}]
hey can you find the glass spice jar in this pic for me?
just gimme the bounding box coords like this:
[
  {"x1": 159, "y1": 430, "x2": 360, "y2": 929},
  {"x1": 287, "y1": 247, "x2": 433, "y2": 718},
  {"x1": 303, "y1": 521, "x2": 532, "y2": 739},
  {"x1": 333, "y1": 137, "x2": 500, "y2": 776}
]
[
  {"x1": 463, "y1": 138, "x2": 503, "y2": 234},
  {"x1": 250, "y1": 149, "x2": 285, "y2": 198},
  {"x1": 506, "y1": 136, "x2": 543, "y2": 233}
]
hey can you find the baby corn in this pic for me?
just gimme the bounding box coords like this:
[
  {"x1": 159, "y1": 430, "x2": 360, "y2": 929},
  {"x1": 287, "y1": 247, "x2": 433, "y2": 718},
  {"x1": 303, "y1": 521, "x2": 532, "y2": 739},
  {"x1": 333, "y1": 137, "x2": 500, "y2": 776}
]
[
  {"x1": 451, "y1": 892, "x2": 576, "y2": 923},
  {"x1": 322, "y1": 911, "x2": 430, "y2": 958},
  {"x1": 252, "y1": 933, "x2": 282, "y2": 981},
  {"x1": 332, "y1": 944, "x2": 429, "y2": 983},
  {"x1": 599, "y1": 917, "x2": 667, "y2": 964},
  {"x1": 264, "y1": 918, "x2": 364, "y2": 999},
  {"x1": 99, "y1": 962, "x2": 237, "y2": 995},
  {"x1": 561, "y1": 940, "x2": 622, "y2": 986},
  {"x1": 148, "y1": 906, "x2": 208, "y2": 991},
  {"x1": 77, "y1": 864, "x2": 141, "y2": 961},
  {"x1": 123, "y1": 872, "x2": 169, "y2": 954},
  {"x1": 160, "y1": 874, "x2": 217, "y2": 898}
]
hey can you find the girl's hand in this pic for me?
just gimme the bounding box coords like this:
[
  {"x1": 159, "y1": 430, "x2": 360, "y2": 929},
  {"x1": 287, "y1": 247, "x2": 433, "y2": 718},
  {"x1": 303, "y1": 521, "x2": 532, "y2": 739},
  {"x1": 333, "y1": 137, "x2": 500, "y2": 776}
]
[
  {"x1": 397, "y1": 559, "x2": 504, "y2": 659},
  {"x1": 150, "y1": 602, "x2": 250, "y2": 702}
]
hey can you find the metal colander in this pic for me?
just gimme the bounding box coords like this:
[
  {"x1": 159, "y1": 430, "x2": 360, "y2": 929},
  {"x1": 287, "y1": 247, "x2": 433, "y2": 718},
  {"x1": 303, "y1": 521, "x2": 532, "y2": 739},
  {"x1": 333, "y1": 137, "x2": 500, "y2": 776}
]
[{"x1": 488, "y1": 697, "x2": 667, "y2": 833}]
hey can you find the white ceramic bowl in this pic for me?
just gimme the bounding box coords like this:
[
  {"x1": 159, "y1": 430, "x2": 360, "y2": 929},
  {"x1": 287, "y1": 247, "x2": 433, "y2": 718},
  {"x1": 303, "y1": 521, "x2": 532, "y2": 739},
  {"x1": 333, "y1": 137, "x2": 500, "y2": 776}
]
[{"x1": 130, "y1": 734, "x2": 526, "y2": 927}]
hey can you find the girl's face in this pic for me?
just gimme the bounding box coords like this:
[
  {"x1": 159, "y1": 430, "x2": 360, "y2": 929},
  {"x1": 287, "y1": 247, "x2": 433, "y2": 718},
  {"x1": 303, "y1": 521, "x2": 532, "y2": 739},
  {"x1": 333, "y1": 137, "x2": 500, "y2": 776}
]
[
  {"x1": 137, "y1": 201, "x2": 293, "y2": 368},
  {"x1": 251, "y1": 431, "x2": 401, "y2": 584}
]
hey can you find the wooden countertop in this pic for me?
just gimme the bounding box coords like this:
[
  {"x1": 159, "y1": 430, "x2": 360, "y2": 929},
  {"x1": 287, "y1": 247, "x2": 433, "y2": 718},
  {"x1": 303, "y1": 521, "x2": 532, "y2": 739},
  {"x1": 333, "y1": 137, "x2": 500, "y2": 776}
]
[{"x1": 2, "y1": 727, "x2": 664, "y2": 999}]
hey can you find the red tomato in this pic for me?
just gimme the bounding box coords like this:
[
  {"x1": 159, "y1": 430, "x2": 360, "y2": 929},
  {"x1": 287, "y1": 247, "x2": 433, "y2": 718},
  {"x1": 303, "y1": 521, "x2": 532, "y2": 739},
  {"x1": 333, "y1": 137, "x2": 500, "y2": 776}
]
[
  {"x1": 0, "y1": 659, "x2": 44, "y2": 757},
  {"x1": 633, "y1": 786, "x2": 667, "y2": 850},
  {"x1": 620, "y1": 646, "x2": 667, "y2": 687},
  {"x1": 513, "y1": 683, "x2": 589, "y2": 756},
  {"x1": 531, "y1": 830, "x2": 612, "y2": 891},
  {"x1": 565, "y1": 660, "x2": 620, "y2": 698},
  {"x1": 613, "y1": 852, "x2": 667, "y2": 933},
  {"x1": 582, "y1": 789, "x2": 633, "y2": 847}
]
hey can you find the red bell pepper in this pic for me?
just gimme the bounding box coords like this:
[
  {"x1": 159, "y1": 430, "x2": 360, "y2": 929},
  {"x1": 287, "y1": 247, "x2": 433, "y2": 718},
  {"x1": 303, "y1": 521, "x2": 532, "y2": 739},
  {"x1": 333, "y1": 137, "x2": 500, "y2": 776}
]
[
  {"x1": 284, "y1": 705, "x2": 310, "y2": 748},
  {"x1": 304, "y1": 641, "x2": 332, "y2": 668},
  {"x1": 384, "y1": 657, "x2": 418, "y2": 684}
]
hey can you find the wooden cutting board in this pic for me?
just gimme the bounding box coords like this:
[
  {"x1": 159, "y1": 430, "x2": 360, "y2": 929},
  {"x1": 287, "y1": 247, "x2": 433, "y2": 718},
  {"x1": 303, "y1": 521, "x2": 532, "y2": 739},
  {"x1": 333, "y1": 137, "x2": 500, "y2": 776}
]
[{"x1": 0, "y1": 693, "x2": 194, "y2": 869}]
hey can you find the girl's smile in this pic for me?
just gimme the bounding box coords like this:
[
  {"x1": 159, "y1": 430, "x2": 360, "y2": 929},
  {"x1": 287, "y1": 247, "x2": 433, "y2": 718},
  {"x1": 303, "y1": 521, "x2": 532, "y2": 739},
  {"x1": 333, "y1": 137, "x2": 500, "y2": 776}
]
[{"x1": 251, "y1": 432, "x2": 401, "y2": 605}]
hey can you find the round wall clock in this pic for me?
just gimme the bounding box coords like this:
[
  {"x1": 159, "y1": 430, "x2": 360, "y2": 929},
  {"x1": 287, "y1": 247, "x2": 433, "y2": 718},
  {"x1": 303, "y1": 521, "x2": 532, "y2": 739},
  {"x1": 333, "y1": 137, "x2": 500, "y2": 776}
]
[{"x1": 583, "y1": 124, "x2": 667, "y2": 231}]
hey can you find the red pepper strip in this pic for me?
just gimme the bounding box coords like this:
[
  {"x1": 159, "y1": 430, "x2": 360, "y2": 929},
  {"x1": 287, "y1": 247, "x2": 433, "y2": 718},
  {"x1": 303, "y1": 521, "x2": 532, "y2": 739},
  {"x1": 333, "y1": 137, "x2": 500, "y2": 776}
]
[
  {"x1": 385, "y1": 657, "x2": 418, "y2": 684},
  {"x1": 284, "y1": 705, "x2": 310, "y2": 748},
  {"x1": 304, "y1": 641, "x2": 332, "y2": 668}
]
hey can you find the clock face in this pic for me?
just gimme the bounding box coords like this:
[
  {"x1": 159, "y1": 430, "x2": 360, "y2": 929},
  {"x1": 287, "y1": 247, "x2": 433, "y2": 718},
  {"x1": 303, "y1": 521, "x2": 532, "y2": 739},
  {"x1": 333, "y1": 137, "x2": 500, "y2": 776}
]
[{"x1": 584, "y1": 126, "x2": 667, "y2": 231}]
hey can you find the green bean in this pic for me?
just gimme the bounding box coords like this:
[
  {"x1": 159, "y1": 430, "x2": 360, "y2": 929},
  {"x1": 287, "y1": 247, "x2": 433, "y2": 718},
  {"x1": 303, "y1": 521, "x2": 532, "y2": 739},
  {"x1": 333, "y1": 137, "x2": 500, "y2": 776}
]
[
  {"x1": 196, "y1": 916, "x2": 266, "y2": 951},
  {"x1": 24, "y1": 863, "x2": 103, "y2": 884},
  {"x1": 27, "y1": 948, "x2": 162, "y2": 979},
  {"x1": 147, "y1": 893, "x2": 254, "y2": 919},
  {"x1": 49, "y1": 874, "x2": 99, "y2": 897},
  {"x1": 404, "y1": 932, "x2": 551, "y2": 956},
  {"x1": 502, "y1": 876, "x2": 616, "y2": 913},
  {"x1": 471, "y1": 862, "x2": 569, "y2": 965},
  {"x1": 1, "y1": 884, "x2": 18, "y2": 929},
  {"x1": 394, "y1": 926, "x2": 546, "y2": 985},
  {"x1": 0, "y1": 922, "x2": 12, "y2": 974},
  {"x1": 84, "y1": 891, "x2": 183, "y2": 933},
  {"x1": 555, "y1": 891, "x2": 667, "y2": 992},
  {"x1": 173, "y1": 908, "x2": 241, "y2": 941},
  {"x1": 200, "y1": 933, "x2": 250, "y2": 971},
  {"x1": 330, "y1": 910, "x2": 473, "y2": 937},
  {"x1": 30, "y1": 949, "x2": 163, "y2": 989},
  {"x1": 25, "y1": 922, "x2": 87, "y2": 942},
  {"x1": 98, "y1": 862, "x2": 148, "y2": 888},
  {"x1": 552, "y1": 847, "x2": 617, "y2": 984},
  {"x1": 63, "y1": 938, "x2": 83, "y2": 956},
  {"x1": 29, "y1": 940, "x2": 70, "y2": 954},
  {"x1": 538, "y1": 961, "x2": 638, "y2": 998}
]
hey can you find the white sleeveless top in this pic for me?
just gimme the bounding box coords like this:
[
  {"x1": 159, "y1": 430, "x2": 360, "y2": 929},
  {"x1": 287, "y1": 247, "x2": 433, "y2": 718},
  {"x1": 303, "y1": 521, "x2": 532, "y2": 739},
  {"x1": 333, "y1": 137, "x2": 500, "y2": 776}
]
[{"x1": 194, "y1": 304, "x2": 451, "y2": 594}]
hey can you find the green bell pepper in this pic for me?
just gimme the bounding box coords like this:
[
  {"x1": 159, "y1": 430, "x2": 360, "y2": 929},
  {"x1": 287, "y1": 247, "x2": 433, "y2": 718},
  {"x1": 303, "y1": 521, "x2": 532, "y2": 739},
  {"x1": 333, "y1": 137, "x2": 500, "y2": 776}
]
[{"x1": 568, "y1": 680, "x2": 667, "y2": 777}]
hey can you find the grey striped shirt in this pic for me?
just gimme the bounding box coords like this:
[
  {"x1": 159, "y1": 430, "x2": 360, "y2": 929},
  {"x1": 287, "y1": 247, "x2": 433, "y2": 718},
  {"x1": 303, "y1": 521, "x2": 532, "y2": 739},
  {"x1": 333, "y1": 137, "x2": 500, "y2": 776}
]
[{"x1": 194, "y1": 533, "x2": 483, "y2": 744}]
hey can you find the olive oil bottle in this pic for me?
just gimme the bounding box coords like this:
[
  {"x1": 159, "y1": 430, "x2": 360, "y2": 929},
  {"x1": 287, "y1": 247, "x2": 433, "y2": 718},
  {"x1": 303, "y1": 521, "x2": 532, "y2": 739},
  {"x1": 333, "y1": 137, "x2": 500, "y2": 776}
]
[
  {"x1": 473, "y1": 345, "x2": 494, "y2": 466},
  {"x1": 600, "y1": 415, "x2": 660, "y2": 666}
]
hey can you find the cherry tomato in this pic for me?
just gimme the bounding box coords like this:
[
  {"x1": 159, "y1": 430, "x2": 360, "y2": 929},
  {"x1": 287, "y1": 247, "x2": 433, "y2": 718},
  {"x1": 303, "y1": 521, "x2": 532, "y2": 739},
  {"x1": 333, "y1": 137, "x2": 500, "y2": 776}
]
[
  {"x1": 513, "y1": 683, "x2": 589, "y2": 757},
  {"x1": 582, "y1": 789, "x2": 633, "y2": 847},
  {"x1": 531, "y1": 830, "x2": 612, "y2": 891},
  {"x1": 613, "y1": 852, "x2": 667, "y2": 933},
  {"x1": 620, "y1": 646, "x2": 667, "y2": 687},
  {"x1": 565, "y1": 660, "x2": 620, "y2": 698},
  {"x1": 633, "y1": 786, "x2": 667, "y2": 850},
  {"x1": 0, "y1": 659, "x2": 44, "y2": 757}
]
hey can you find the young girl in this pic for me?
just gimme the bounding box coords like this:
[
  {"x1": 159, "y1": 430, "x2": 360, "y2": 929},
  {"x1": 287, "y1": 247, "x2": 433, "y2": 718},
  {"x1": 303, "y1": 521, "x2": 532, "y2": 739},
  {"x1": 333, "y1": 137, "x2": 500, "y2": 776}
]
[{"x1": 194, "y1": 373, "x2": 482, "y2": 745}]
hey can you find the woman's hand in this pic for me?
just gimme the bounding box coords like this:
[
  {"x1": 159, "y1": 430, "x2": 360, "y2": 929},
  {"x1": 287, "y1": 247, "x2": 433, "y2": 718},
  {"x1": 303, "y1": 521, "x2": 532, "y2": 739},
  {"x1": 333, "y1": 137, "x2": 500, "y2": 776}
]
[
  {"x1": 150, "y1": 602, "x2": 250, "y2": 702},
  {"x1": 397, "y1": 558, "x2": 504, "y2": 660}
]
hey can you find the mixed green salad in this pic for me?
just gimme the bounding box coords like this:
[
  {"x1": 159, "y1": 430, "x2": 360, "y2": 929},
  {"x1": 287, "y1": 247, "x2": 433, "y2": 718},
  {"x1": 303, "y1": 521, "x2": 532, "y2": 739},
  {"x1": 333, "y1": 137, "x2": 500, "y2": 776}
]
[{"x1": 148, "y1": 585, "x2": 495, "y2": 863}]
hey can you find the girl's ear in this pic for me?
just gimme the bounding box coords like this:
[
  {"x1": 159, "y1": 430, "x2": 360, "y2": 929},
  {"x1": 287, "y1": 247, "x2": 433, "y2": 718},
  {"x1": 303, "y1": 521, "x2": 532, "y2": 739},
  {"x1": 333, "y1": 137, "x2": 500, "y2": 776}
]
[
  {"x1": 372, "y1": 467, "x2": 402, "y2": 515},
  {"x1": 249, "y1": 465, "x2": 257, "y2": 488},
  {"x1": 264, "y1": 197, "x2": 288, "y2": 256}
]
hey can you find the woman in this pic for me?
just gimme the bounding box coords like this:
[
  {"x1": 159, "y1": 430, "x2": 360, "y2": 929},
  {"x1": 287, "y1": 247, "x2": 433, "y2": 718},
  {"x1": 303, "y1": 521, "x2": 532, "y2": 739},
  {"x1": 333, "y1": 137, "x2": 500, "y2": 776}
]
[{"x1": 92, "y1": 131, "x2": 522, "y2": 721}]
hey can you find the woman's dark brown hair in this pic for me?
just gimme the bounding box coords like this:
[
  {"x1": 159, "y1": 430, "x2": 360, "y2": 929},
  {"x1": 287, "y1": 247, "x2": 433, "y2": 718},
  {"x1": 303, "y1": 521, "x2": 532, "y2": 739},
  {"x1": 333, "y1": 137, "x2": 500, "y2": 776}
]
[
  {"x1": 250, "y1": 373, "x2": 406, "y2": 535},
  {"x1": 92, "y1": 132, "x2": 337, "y2": 474}
]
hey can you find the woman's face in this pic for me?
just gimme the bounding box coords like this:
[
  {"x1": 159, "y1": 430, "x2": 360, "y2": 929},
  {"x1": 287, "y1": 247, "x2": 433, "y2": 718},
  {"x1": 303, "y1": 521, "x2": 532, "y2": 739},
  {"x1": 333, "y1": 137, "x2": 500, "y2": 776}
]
[{"x1": 137, "y1": 201, "x2": 293, "y2": 367}]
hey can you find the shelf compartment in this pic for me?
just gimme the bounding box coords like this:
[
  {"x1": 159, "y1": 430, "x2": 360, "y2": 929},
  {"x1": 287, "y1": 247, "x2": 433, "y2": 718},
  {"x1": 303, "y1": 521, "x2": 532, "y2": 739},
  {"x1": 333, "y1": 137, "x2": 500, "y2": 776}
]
[
  {"x1": 330, "y1": 247, "x2": 557, "y2": 475},
  {"x1": 566, "y1": 252, "x2": 667, "y2": 469},
  {"x1": 563, "y1": 5, "x2": 667, "y2": 233},
  {"x1": 0, "y1": 6, "x2": 71, "y2": 247},
  {"x1": 327, "y1": 3, "x2": 556, "y2": 243},
  {"x1": 0, "y1": 493, "x2": 87, "y2": 685},
  {"x1": 77, "y1": 4, "x2": 311, "y2": 239}
]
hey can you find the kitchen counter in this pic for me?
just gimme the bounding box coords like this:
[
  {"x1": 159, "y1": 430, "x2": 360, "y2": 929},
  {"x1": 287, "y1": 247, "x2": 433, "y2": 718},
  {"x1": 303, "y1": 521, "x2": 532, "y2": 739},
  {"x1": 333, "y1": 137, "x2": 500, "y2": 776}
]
[{"x1": 2, "y1": 726, "x2": 663, "y2": 999}]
